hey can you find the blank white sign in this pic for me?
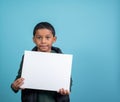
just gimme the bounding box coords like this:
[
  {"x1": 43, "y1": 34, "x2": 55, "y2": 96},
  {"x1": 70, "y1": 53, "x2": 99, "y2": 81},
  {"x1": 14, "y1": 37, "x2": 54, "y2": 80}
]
[{"x1": 21, "y1": 51, "x2": 73, "y2": 92}]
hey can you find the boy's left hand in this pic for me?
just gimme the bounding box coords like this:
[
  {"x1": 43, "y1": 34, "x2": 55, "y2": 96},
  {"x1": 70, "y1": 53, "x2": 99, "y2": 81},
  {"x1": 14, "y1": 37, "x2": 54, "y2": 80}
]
[{"x1": 58, "y1": 88, "x2": 70, "y2": 95}]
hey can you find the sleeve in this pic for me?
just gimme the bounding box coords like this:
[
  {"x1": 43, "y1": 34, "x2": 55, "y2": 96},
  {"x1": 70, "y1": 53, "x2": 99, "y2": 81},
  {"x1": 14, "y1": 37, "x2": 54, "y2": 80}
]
[
  {"x1": 56, "y1": 94, "x2": 70, "y2": 102},
  {"x1": 11, "y1": 55, "x2": 24, "y2": 93}
]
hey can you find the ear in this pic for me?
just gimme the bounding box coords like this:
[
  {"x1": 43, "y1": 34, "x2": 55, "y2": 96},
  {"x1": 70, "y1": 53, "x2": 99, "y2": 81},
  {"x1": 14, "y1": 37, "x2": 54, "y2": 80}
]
[
  {"x1": 33, "y1": 36, "x2": 35, "y2": 43},
  {"x1": 53, "y1": 36, "x2": 57, "y2": 43}
]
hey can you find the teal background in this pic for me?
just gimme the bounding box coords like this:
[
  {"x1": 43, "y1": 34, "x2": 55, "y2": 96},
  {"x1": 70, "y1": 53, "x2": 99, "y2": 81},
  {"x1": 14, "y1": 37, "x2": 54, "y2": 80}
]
[{"x1": 0, "y1": 0, "x2": 120, "y2": 102}]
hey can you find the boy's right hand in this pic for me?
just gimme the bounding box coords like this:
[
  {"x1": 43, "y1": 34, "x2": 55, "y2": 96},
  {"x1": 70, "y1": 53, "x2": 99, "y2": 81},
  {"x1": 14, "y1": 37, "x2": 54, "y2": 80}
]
[{"x1": 12, "y1": 78, "x2": 24, "y2": 91}]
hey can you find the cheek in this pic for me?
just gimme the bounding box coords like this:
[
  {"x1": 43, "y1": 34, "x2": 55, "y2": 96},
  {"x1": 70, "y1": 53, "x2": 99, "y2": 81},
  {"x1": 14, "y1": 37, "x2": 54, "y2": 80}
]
[
  {"x1": 51, "y1": 40, "x2": 56, "y2": 44},
  {"x1": 34, "y1": 40, "x2": 40, "y2": 45},
  {"x1": 48, "y1": 42, "x2": 54, "y2": 47}
]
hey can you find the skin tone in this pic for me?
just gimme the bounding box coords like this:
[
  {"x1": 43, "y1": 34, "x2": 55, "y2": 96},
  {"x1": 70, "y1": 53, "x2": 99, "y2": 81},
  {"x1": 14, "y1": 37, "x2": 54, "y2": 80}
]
[{"x1": 12, "y1": 28, "x2": 70, "y2": 95}]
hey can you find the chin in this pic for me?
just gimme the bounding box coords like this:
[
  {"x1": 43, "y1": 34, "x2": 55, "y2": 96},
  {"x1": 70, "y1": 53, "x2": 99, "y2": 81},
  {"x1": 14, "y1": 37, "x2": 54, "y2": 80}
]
[{"x1": 40, "y1": 49, "x2": 49, "y2": 52}]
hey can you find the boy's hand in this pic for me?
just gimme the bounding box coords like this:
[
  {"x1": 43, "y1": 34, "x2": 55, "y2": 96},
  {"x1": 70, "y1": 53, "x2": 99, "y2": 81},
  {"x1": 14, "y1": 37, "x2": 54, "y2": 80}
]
[
  {"x1": 58, "y1": 88, "x2": 70, "y2": 95},
  {"x1": 12, "y1": 78, "x2": 24, "y2": 91}
]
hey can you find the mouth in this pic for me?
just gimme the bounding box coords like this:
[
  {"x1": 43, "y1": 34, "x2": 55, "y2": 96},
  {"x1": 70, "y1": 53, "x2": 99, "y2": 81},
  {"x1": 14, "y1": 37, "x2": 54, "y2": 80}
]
[
  {"x1": 39, "y1": 45, "x2": 48, "y2": 49},
  {"x1": 37, "y1": 45, "x2": 50, "y2": 52},
  {"x1": 40, "y1": 45, "x2": 48, "y2": 47}
]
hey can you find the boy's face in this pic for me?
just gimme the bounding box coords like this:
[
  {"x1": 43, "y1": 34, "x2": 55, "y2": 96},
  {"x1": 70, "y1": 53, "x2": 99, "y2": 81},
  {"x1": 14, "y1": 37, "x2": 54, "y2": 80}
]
[{"x1": 33, "y1": 28, "x2": 56, "y2": 52}]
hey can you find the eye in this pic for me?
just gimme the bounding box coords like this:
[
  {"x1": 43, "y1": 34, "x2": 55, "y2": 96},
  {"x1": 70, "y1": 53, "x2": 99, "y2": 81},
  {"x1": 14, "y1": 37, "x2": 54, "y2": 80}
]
[
  {"x1": 36, "y1": 36, "x2": 42, "y2": 39},
  {"x1": 46, "y1": 36, "x2": 51, "y2": 39}
]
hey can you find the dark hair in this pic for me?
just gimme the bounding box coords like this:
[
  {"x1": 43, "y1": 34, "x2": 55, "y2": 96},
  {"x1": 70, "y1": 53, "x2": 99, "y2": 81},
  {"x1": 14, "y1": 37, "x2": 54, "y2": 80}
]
[{"x1": 33, "y1": 22, "x2": 56, "y2": 36}]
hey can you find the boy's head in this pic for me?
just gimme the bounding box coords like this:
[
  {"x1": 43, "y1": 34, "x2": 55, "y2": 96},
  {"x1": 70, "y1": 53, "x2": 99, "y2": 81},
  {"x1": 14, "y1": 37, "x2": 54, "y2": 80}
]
[
  {"x1": 33, "y1": 22, "x2": 55, "y2": 37},
  {"x1": 33, "y1": 22, "x2": 57, "y2": 52}
]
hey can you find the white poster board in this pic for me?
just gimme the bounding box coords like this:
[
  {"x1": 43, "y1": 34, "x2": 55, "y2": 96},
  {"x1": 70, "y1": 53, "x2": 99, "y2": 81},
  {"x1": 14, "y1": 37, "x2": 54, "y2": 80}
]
[{"x1": 21, "y1": 51, "x2": 73, "y2": 92}]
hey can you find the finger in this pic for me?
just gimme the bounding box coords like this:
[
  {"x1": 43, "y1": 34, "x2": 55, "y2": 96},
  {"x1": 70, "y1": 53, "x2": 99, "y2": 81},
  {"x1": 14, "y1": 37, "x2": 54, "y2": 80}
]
[
  {"x1": 18, "y1": 81, "x2": 24, "y2": 87},
  {"x1": 14, "y1": 78, "x2": 24, "y2": 89},
  {"x1": 65, "y1": 90, "x2": 70, "y2": 95},
  {"x1": 17, "y1": 78, "x2": 24, "y2": 84},
  {"x1": 59, "y1": 89, "x2": 70, "y2": 95},
  {"x1": 14, "y1": 78, "x2": 21, "y2": 85},
  {"x1": 60, "y1": 88, "x2": 64, "y2": 95}
]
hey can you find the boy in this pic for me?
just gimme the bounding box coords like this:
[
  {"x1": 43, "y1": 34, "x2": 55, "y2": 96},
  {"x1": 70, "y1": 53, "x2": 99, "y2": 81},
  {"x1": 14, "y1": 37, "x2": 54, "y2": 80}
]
[{"x1": 11, "y1": 22, "x2": 72, "y2": 102}]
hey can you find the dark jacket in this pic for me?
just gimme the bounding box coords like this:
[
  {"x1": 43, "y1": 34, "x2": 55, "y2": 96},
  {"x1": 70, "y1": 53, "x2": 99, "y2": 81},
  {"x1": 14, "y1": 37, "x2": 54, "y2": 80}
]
[{"x1": 11, "y1": 46, "x2": 72, "y2": 102}]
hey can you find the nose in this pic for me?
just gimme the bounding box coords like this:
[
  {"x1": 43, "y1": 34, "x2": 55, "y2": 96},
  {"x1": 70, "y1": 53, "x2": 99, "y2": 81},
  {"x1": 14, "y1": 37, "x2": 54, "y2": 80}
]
[{"x1": 41, "y1": 38, "x2": 46, "y2": 43}]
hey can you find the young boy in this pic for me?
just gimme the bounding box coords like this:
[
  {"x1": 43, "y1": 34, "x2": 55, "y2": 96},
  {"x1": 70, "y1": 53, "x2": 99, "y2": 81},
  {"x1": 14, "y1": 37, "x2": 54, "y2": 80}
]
[{"x1": 11, "y1": 22, "x2": 72, "y2": 102}]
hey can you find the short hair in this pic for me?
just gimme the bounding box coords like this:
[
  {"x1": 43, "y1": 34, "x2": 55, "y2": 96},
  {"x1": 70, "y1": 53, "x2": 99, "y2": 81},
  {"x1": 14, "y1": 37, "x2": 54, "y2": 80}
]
[{"x1": 33, "y1": 22, "x2": 56, "y2": 36}]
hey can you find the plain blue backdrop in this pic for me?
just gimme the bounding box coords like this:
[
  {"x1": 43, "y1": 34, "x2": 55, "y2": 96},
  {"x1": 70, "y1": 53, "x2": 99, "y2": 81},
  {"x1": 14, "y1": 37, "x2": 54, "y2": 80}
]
[{"x1": 0, "y1": 0, "x2": 120, "y2": 102}]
